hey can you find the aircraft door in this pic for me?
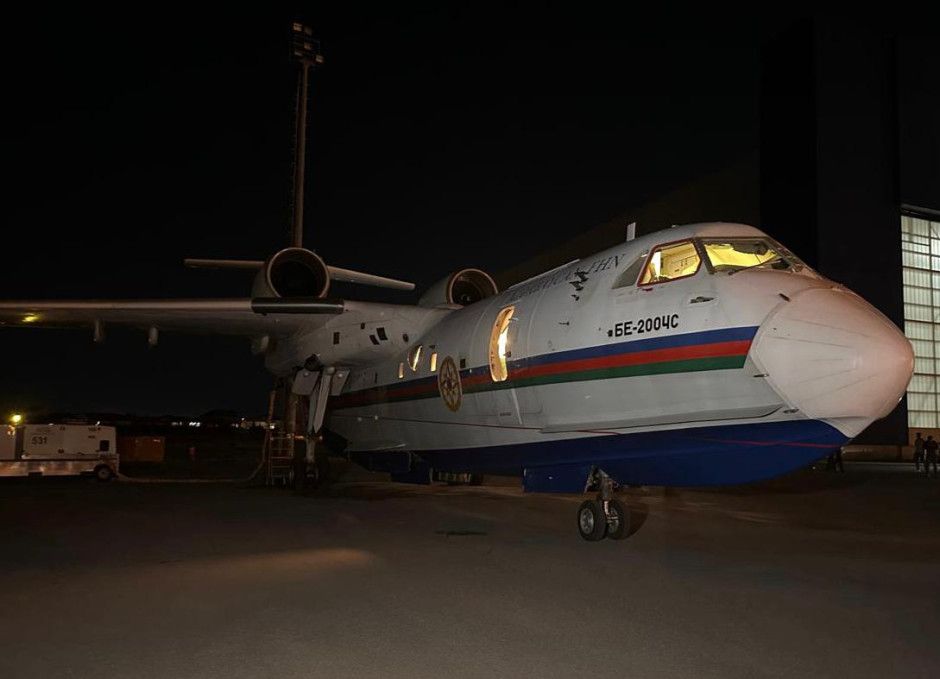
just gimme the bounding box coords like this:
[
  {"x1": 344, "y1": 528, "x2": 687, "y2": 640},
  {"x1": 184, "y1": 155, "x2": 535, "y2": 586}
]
[{"x1": 480, "y1": 301, "x2": 541, "y2": 425}]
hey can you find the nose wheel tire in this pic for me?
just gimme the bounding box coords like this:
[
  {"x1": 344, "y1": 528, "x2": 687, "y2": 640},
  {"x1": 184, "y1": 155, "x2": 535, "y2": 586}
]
[{"x1": 577, "y1": 500, "x2": 608, "y2": 541}]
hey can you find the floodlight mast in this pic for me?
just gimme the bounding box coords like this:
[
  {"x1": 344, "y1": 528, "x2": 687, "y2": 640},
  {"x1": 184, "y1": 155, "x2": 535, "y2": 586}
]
[{"x1": 290, "y1": 22, "x2": 324, "y2": 249}]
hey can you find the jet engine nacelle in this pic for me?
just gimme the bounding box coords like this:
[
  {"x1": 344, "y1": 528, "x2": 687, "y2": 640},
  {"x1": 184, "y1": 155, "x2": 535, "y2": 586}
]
[
  {"x1": 251, "y1": 247, "x2": 331, "y2": 298},
  {"x1": 418, "y1": 268, "x2": 499, "y2": 307}
]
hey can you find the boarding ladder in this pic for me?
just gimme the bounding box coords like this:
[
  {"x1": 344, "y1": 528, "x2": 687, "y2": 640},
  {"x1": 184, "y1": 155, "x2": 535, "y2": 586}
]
[
  {"x1": 260, "y1": 378, "x2": 307, "y2": 486},
  {"x1": 264, "y1": 431, "x2": 295, "y2": 485}
]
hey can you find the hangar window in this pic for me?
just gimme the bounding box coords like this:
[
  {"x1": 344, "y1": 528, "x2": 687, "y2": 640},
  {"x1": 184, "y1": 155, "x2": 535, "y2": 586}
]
[
  {"x1": 700, "y1": 238, "x2": 794, "y2": 273},
  {"x1": 488, "y1": 306, "x2": 515, "y2": 382},
  {"x1": 408, "y1": 345, "x2": 423, "y2": 372},
  {"x1": 902, "y1": 213, "x2": 940, "y2": 429},
  {"x1": 639, "y1": 241, "x2": 701, "y2": 285}
]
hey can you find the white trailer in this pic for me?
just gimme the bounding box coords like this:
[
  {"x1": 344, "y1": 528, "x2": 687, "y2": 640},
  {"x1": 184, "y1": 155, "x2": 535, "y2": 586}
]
[{"x1": 0, "y1": 424, "x2": 118, "y2": 481}]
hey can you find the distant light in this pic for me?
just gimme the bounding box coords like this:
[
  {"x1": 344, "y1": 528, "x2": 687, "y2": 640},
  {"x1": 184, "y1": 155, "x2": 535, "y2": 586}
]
[
  {"x1": 10, "y1": 414, "x2": 23, "y2": 425},
  {"x1": 22, "y1": 314, "x2": 39, "y2": 323}
]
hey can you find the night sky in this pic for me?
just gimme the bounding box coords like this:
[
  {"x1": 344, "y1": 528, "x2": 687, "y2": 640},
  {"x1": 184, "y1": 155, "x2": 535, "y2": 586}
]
[{"x1": 0, "y1": 8, "x2": 777, "y2": 417}]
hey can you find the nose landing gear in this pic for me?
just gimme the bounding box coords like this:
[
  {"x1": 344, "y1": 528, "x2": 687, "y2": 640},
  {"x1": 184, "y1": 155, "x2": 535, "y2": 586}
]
[{"x1": 577, "y1": 469, "x2": 631, "y2": 541}]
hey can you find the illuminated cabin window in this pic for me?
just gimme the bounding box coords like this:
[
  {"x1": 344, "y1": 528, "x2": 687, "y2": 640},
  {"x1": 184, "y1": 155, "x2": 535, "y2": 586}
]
[
  {"x1": 398, "y1": 362, "x2": 404, "y2": 379},
  {"x1": 902, "y1": 213, "x2": 940, "y2": 429},
  {"x1": 430, "y1": 352, "x2": 438, "y2": 372},
  {"x1": 700, "y1": 238, "x2": 792, "y2": 273},
  {"x1": 408, "y1": 345, "x2": 423, "y2": 372},
  {"x1": 639, "y1": 241, "x2": 701, "y2": 285},
  {"x1": 489, "y1": 306, "x2": 515, "y2": 382}
]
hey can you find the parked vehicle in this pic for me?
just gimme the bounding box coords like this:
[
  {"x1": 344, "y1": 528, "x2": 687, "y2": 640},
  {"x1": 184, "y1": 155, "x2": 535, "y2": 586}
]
[{"x1": 0, "y1": 424, "x2": 118, "y2": 480}]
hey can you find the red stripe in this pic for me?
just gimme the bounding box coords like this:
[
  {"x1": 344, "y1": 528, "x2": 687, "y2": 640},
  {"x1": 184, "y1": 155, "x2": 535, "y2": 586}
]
[
  {"x1": 336, "y1": 380, "x2": 438, "y2": 408},
  {"x1": 512, "y1": 339, "x2": 751, "y2": 381},
  {"x1": 462, "y1": 373, "x2": 491, "y2": 388}
]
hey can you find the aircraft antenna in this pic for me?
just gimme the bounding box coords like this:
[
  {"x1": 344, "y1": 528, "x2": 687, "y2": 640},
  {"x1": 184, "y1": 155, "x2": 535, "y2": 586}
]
[{"x1": 289, "y1": 22, "x2": 324, "y2": 249}]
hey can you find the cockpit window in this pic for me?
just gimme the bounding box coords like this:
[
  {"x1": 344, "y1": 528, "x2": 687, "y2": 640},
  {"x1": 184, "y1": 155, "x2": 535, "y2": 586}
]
[
  {"x1": 638, "y1": 241, "x2": 701, "y2": 285},
  {"x1": 612, "y1": 253, "x2": 647, "y2": 289},
  {"x1": 700, "y1": 238, "x2": 803, "y2": 274}
]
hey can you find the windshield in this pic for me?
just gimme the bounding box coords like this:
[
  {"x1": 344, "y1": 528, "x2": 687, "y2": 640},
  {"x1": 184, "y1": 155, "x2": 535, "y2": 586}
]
[
  {"x1": 638, "y1": 240, "x2": 701, "y2": 285},
  {"x1": 699, "y1": 238, "x2": 807, "y2": 274}
]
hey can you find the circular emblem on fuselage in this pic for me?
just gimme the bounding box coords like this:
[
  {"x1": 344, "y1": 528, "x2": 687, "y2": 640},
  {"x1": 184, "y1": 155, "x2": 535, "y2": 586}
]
[{"x1": 438, "y1": 355, "x2": 462, "y2": 412}]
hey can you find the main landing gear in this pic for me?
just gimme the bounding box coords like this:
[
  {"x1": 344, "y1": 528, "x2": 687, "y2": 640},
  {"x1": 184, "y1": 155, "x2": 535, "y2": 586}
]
[{"x1": 577, "y1": 469, "x2": 630, "y2": 541}]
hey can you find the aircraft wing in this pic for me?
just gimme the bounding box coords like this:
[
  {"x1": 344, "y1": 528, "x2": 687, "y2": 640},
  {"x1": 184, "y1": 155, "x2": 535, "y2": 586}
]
[{"x1": 0, "y1": 297, "x2": 344, "y2": 337}]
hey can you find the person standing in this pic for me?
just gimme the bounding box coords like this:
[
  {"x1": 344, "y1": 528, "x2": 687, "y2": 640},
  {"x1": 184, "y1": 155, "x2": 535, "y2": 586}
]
[
  {"x1": 833, "y1": 446, "x2": 844, "y2": 473},
  {"x1": 826, "y1": 447, "x2": 845, "y2": 473},
  {"x1": 924, "y1": 435, "x2": 938, "y2": 478},
  {"x1": 914, "y1": 432, "x2": 925, "y2": 472}
]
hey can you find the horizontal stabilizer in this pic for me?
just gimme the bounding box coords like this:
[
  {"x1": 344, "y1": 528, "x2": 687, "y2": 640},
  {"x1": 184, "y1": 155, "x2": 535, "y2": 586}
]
[
  {"x1": 184, "y1": 258, "x2": 415, "y2": 291},
  {"x1": 326, "y1": 266, "x2": 414, "y2": 291}
]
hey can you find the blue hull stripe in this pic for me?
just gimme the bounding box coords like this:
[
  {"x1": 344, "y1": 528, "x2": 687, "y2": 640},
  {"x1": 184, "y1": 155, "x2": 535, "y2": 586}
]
[{"x1": 413, "y1": 419, "x2": 847, "y2": 489}]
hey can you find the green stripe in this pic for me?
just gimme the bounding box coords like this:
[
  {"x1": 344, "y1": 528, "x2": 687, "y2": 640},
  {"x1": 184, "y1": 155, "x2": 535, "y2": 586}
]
[{"x1": 466, "y1": 355, "x2": 746, "y2": 392}]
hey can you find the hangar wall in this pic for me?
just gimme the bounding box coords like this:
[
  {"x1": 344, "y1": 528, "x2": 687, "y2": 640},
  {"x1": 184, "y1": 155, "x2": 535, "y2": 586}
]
[
  {"x1": 896, "y1": 37, "x2": 940, "y2": 444},
  {"x1": 761, "y1": 19, "x2": 906, "y2": 444},
  {"x1": 898, "y1": 36, "x2": 940, "y2": 212},
  {"x1": 762, "y1": 22, "x2": 940, "y2": 445}
]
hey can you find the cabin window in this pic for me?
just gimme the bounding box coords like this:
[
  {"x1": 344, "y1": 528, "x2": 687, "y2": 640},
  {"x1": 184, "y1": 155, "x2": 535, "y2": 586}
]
[
  {"x1": 639, "y1": 240, "x2": 701, "y2": 285},
  {"x1": 700, "y1": 238, "x2": 797, "y2": 273},
  {"x1": 612, "y1": 253, "x2": 647, "y2": 289},
  {"x1": 408, "y1": 345, "x2": 423, "y2": 372},
  {"x1": 430, "y1": 352, "x2": 438, "y2": 372},
  {"x1": 488, "y1": 306, "x2": 515, "y2": 382},
  {"x1": 398, "y1": 362, "x2": 404, "y2": 379}
]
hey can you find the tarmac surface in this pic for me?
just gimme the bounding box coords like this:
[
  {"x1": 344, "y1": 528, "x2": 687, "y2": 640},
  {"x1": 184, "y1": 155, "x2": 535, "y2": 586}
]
[{"x1": 1, "y1": 461, "x2": 939, "y2": 678}]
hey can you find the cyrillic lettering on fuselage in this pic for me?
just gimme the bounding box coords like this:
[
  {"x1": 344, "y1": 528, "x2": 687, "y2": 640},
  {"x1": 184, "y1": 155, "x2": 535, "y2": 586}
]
[{"x1": 609, "y1": 313, "x2": 679, "y2": 338}]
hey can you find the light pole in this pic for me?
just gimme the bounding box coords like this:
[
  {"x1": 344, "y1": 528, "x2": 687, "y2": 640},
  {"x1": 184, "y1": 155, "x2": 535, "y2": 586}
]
[{"x1": 290, "y1": 22, "x2": 324, "y2": 249}]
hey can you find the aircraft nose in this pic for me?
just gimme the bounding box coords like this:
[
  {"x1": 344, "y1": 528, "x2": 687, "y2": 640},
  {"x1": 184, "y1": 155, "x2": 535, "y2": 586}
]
[{"x1": 751, "y1": 286, "x2": 913, "y2": 435}]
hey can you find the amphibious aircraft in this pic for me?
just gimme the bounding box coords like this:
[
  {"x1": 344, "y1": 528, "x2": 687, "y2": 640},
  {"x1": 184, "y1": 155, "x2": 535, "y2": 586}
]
[{"x1": 0, "y1": 221, "x2": 914, "y2": 540}]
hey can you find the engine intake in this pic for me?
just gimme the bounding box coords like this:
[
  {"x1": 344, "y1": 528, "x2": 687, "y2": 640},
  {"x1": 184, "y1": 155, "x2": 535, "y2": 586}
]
[
  {"x1": 418, "y1": 268, "x2": 498, "y2": 307},
  {"x1": 252, "y1": 248, "x2": 330, "y2": 298}
]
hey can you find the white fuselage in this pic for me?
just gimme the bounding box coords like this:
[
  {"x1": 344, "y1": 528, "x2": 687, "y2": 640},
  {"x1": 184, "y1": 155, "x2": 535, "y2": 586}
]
[{"x1": 265, "y1": 223, "x2": 913, "y2": 488}]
